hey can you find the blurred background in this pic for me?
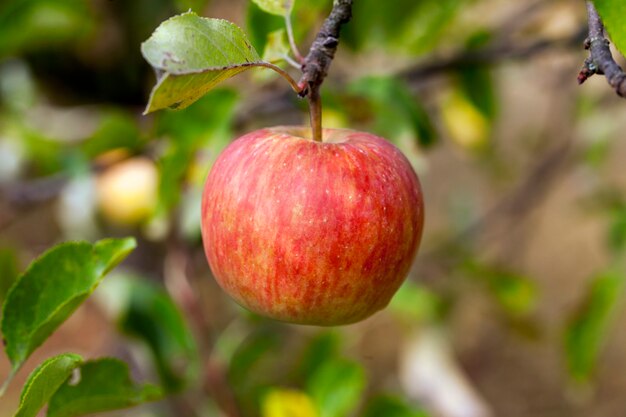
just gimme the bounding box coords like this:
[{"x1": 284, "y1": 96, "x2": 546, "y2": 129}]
[{"x1": 1, "y1": 0, "x2": 625, "y2": 416}]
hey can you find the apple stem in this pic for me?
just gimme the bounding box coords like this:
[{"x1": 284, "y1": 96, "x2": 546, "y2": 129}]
[
  {"x1": 298, "y1": 0, "x2": 353, "y2": 141},
  {"x1": 308, "y1": 88, "x2": 323, "y2": 142}
]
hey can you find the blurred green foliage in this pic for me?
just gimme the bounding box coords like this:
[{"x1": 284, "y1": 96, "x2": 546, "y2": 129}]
[
  {"x1": 363, "y1": 395, "x2": 430, "y2": 417},
  {"x1": 565, "y1": 269, "x2": 625, "y2": 382},
  {"x1": 0, "y1": 0, "x2": 95, "y2": 57},
  {"x1": 119, "y1": 276, "x2": 199, "y2": 393}
]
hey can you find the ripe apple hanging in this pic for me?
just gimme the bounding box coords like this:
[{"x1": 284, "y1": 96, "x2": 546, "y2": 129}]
[{"x1": 201, "y1": 126, "x2": 424, "y2": 325}]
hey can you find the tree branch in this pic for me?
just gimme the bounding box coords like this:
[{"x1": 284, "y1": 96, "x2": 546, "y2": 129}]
[
  {"x1": 234, "y1": 31, "x2": 584, "y2": 129},
  {"x1": 579, "y1": 1, "x2": 626, "y2": 97},
  {"x1": 298, "y1": 0, "x2": 353, "y2": 141}
]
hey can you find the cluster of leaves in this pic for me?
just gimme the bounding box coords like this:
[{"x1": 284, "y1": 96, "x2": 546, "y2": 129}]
[{"x1": 0, "y1": 238, "x2": 165, "y2": 416}]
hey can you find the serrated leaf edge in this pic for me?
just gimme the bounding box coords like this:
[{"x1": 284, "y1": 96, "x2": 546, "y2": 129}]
[
  {"x1": 140, "y1": 12, "x2": 262, "y2": 74},
  {"x1": 1, "y1": 239, "x2": 136, "y2": 371}
]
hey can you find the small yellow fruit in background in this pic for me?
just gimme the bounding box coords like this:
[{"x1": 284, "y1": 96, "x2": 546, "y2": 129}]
[
  {"x1": 441, "y1": 92, "x2": 489, "y2": 150},
  {"x1": 97, "y1": 157, "x2": 158, "y2": 225},
  {"x1": 262, "y1": 388, "x2": 318, "y2": 417}
]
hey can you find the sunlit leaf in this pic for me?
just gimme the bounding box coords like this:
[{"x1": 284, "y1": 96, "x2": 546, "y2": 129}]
[
  {"x1": 593, "y1": 0, "x2": 626, "y2": 56},
  {"x1": 1, "y1": 238, "x2": 136, "y2": 373},
  {"x1": 142, "y1": 12, "x2": 268, "y2": 113},
  {"x1": 262, "y1": 388, "x2": 318, "y2": 417},
  {"x1": 47, "y1": 358, "x2": 162, "y2": 417},
  {"x1": 307, "y1": 359, "x2": 366, "y2": 417},
  {"x1": 119, "y1": 276, "x2": 199, "y2": 393},
  {"x1": 13, "y1": 354, "x2": 82, "y2": 417},
  {"x1": 565, "y1": 269, "x2": 625, "y2": 382},
  {"x1": 251, "y1": 0, "x2": 294, "y2": 16}
]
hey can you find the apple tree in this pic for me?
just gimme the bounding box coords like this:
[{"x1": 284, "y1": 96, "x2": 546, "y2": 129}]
[{"x1": 1, "y1": 0, "x2": 626, "y2": 417}]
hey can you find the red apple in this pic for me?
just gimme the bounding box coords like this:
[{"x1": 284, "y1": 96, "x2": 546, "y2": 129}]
[{"x1": 201, "y1": 126, "x2": 424, "y2": 325}]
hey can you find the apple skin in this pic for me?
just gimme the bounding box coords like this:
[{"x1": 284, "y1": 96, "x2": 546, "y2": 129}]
[{"x1": 201, "y1": 126, "x2": 424, "y2": 325}]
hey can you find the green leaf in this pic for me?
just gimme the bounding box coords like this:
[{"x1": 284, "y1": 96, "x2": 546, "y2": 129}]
[
  {"x1": 13, "y1": 354, "x2": 83, "y2": 417},
  {"x1": 565, "y1": 269, "x2": 626, "y2": 382},
  {"x1": 47, "y1": 358, "x2": 162, "y2": 417},
  {"x1": 307, "y1": 359, "x2": 366, "y2": 417},
  {"x1": 593, "y1": 0, "x2": 626, "y2": 56},
  {"x1": 363, "y1": 395, "x2": 430, "y2": 417},
  {"x1": 1, "y1": 238, "x2": 136, "y2": 373},
  {"x1": 262, "y1": 29, "x2": 290, "y2": 63},
  {"x1": 251, "y1": 0, "x2": 294, "y2": 16},
  {"x1": 142, "y1": 12, "x2": 267, "y2": 113},
  {"x1": 0, "y1": 246, "x2": 19, "y2": 305},
  {"x1": 119, "y1": 277, "x2": 199, "y2": 393},
  {"x1": 457, "y1": 66, "x2": 496, "y2": 122}
]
